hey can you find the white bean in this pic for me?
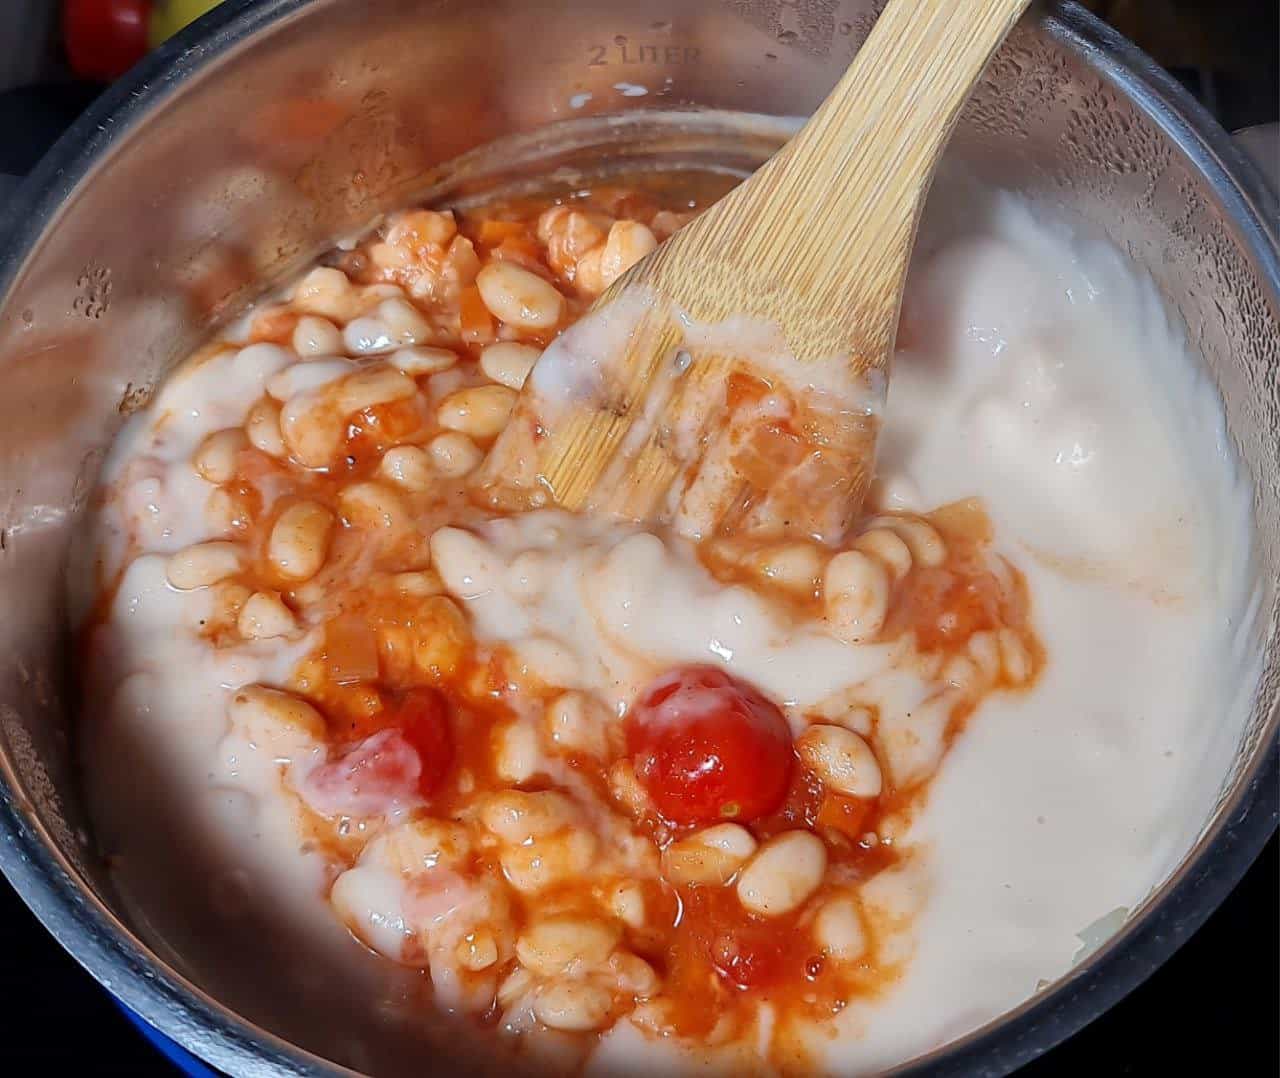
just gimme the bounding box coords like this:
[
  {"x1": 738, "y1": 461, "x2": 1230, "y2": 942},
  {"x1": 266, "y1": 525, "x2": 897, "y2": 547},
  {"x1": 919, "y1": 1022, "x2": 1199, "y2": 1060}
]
[
  {"x1": 853, "y1": 528, "x2": 913, "y2": 582},
  {"x1": 237, "y1": 591, "x2": 296, "y2": 639},
  {"x1": 543, "y1": 692, "x2": 607, "y2": 758},
  {"x1": 606, "y1": 882, "x2": 646, "y2": 929},
  {"x1": 532, "y1": 980, "x2": 612, "y2": 1032},
  {"x1": 493, "y1": 720, "x2": 542, "y2": 784},
  {"x1": 389, "y1": 345, "x2": 457, "y2": 376},
  {"x1": 812, "y1": 894, "x2": 867, "y2": 961},
  {"x1": 998, "y1": 628, "x2": 1031, "y2": 684},
  {"x1": 968, "y1": 630, "x2": 1001, "y2": 681},
  {"x1": 754, "y1": 542, "x2": 824, "y2": 596},
  {"x1": 796, "y1": 724, "x2": 883, "y2": 798},
  {"x1": 736, "y1": 831, "x2": 827, "y2": 917},
  {"x1": 430, "y1": 526, "x2": 499, "y2": 598},
  {"x1": 500, "y1": 829, "x2": 596, "y2": 894},
  {"x1": 166, "y1": 542, "x2": 243, "y2": 590},
  {"x1": 663, "y1": 824, "x2": 758, "y2": 887},
  {"x1": 378, "y1": 297, "x2": 430, "y2": 345},
  {"x1": 866, "y1": 515, "x2": 946, "y2": 568},
  {"x1": 607, "y1": 952, "x2": 659, "y2": 998},
  {"x1": 245, "y1": 397, "x2": 286, "y2": 458},
  {"x1": 480, "y1": 341, "x2": 540, "y2": 390},
  {"x1": 427, "y1": 431, "x2": 483, "y2": 477},
  {"x1": 267, "y1": 501, "x2": 334, "y2": 582},
  {"x1": 267, "y1": 358, "x2": 356, "y2": 401},
  {"x1": 338, "y1": 481, "x2": 406, "y2": 532},
  {"x1": 475, "y1": 261, "x2": 564, "y2": 329},
  {"x1": 391, "y1": 569, "x2": 443, "y2": 597},
  {"x1": 379, "y1": 445, "x2": 433, "y2": 492},
  {"x1": 456, "y1": 929, "x2": 499, "y2": 972},
  {"x1": 516, "y1": 916, "x2": 620, "y2": 976},
  {"x1": 479, "y1": 790, "x2": 576, "y2": 844},
  {"x1": 436, "y1": 385, "x2": 516, "y2": 442},
  {"x1": 291, "y1": 315, "x2": 343, "y2": 357},
  {"x1": 292, "y1": 266, "x2": 359, "y2": 321},
  {"x1": 227, "y1": 684, "x2": 325, "y2": 742},
  {"x1": 192, "y1": 429, "x2": 248, "y2": 484},
  {"x1": 823, "y1": 550, "x2": 890, "y2": 643},
  {"x1": 343, "y1": 317, "x2": 394, "y2": 355},
  {"x1": 599, "y1": 221, "x2": 657, "y2": 288}
]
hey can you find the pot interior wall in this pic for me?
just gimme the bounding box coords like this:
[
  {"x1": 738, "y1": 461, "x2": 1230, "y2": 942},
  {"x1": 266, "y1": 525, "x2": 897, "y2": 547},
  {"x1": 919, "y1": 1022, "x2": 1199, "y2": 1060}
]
[{"x1": 0, "y1": 0, "x2": 1274, "y2": 1064}]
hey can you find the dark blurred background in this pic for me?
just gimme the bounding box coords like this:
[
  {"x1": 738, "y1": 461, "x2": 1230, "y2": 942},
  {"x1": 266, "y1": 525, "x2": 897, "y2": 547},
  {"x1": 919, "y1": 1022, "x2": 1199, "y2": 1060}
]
[{"x1": 0, "y1": 1, "x2": 1276, "y2": 1075}]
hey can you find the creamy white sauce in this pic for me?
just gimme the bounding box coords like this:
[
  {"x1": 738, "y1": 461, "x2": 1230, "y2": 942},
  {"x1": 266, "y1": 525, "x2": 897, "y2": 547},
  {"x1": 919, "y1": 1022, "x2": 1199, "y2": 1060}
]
[{"x1": 75, "y1": 179, "x2": 1259, "y2": 1075}]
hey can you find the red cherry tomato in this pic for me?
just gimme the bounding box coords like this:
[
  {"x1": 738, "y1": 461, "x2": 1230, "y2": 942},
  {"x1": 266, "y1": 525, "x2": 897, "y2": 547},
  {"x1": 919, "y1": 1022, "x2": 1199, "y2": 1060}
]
[
  {"x1": 63, "y1": 0, "x2": 152, "y2": 81},
  {"x1": 625, "y1": 665, "x2": 793, "y2": 826},
  {"x1": 392, "y1": 688, "x2": 454, "y2": 798}
]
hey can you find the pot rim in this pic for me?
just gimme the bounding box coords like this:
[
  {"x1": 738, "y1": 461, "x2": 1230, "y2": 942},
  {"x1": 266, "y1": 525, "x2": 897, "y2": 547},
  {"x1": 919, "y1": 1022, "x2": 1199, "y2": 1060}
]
[{"x1": 0, "y1": 2, "x2": 1275, "y2": 1076}]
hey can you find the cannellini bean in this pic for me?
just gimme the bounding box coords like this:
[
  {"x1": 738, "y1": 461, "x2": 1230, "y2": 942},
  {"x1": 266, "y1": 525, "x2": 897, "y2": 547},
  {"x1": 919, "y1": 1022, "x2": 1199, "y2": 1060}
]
[
  {"x1": 813, "y1": 894, "x2": 867, "y2": 961},
  {"x1": 281, "y1": 367, "x2": 417, "y2": 467},
  {"x1": 480, "y1": 790, "x2": 577, "y2": 844},
  {"x1": 437, "y1": 385, "x2": 517, "y2": 442},
  {"x1": 427, "y1": 431, "x2": 483, "y2": 477},
  {"x1": 391, "y1": 569, "x2": 443, "y2": 597},
  {"x1": 368, "y1": 817, "x2": 473, "y2": 874},
  {"x1": 379, "y1": 297, "x2": 431, "y2": 344},
  {"x1": 166, "y1": 542, "x2": 243, "y2": 590},
  {"x1": 501, "y1": 829, "x2": 596, "y2": 894},
  {"x1": 533, "y1": 980, "x2": 612, "y2": 1032},
  {"x1": 736, "y1": 831, "x2": 827, "y2": 917},
  {"x1": 456, "y1": 930, "x2": 499, "y2": 972},
  {"x1": 663, "y1": 823, "x2": 757, "y2": 886},
  {"x1": 607, "y1": 952, "x2": 658, "y2": 997},
  {"x1": 599, "y1": 221, "x2": 657, "y2": 288},
  {"x1": 942, "y1": 655, "x2": 982, "y2": 694},
  {"x1": 574, "y1": 247, "x2": 606, "y2": 295},
  {"x1": 853, "y1": 528, "x2": 913, "y2": 582},
  {"x1": 480, "y1": 341, "x2": 540, "y2": 390},
  {"x1": 968, "y1": 630, "x2": 1001, "y2": 681},
  {"x1": 511, "y1": 635, "x2": 579, "y2": 690},
  {"x1": 338, "y1": 481, "x2": 406, "y2": 532},
  {"x1": 205, "y1": 486, "x2": 253, "y2": 535},
  {"x1": 824, "y1": 550, "x2": 890, "y2": 643},
  {"x1": 409, "y1": 597, "x2": 470, "y2": 680},
  {"x1": 606, "y1": 881, "x2": 646, "y2": 929},
  {"x1": 753, "y1": 542, "x2": 824, "y2": 597},
  {"x1": 998, "y1": 628, "x2": 1031, "y2": 684},
  {"x1": 493, "y1": 720, "x2": 542, "y2": 784},
  {"x1": 497, "y1": 965, "x2": 535, "y2": 1009},
  {"x1": 867, "y1": 515, "x2": 946, "y2": 568},
  {"x1": 475, "y1": 261, "x2": 564, "y2": 329},
  {"x1": 228, "y1": 684, "x2": 325, "y2": 741},
  {"x1": 291, "y1": 315, "x2": 343, "y2": 357},
  {"x1": 430, "y1": 526, "x2": 499, "y2": 598},
  {"x1": 343, "y1": 317, "x2": 393, "y2": 355},
  {"x1": 796, "y1": 724, "x2": 883, "y2": 798},
  {"x1": 516, "y1": 916, "x2": 620, "y2": 976},
  {"x1": 245, "y1": 397, "x2": 286, "y2": 457},
  {"x1": 267, "y1": 358, "x2": 357, "y2": 401},
  {"x1": 389, "y1": 345, "x2": 457, "y2": 376},
  {"x1": 211, "y1": 582, "x2": 251, "y2": 626},
  {"x1": 293, "y1": 266, "x2": 359, "y2": 321},
  {"x1": 379, "y1": 445, "x2": 433, "y2": 492},
  {"x1": 607, "y1": 760, "x2": 649, "y2": 817},
  {"x1": 336, "y1": 366, "x2": 418, "y2": 415},
  {"x1": 544, "y1": 692, "x2": 607, "y2": 758},
  {"x1": 237, "y1": 591, "x2": 296, "y2": 639},
  {"x1": 388, "y1": 208, "x2": 456, "y2": 247},
  {"x1": 192, "y1": 429, "x2": 248, "y2": 484},
  {"x1": 267, "y1": 501, "x2": 333, "y2": 582}
]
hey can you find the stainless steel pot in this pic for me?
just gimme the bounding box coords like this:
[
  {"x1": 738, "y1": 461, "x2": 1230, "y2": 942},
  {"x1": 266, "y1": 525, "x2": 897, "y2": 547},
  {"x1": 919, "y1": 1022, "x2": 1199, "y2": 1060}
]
[{"x1": 0, "y1": 1, "x2": 1276, "y2": 1074}]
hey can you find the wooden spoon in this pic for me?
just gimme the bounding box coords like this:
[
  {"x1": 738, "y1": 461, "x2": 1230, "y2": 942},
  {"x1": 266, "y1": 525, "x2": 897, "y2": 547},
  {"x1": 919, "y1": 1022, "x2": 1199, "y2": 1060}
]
[{"x1": 481, "y1": 0, "x2": 1032, "y2": 542}]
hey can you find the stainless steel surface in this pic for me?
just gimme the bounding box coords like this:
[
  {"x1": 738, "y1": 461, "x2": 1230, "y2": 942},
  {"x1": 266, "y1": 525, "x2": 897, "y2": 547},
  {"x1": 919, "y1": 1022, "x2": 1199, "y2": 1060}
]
[{"x1": 0, "y1": 1, "x2": 1275, "y2": 1075}]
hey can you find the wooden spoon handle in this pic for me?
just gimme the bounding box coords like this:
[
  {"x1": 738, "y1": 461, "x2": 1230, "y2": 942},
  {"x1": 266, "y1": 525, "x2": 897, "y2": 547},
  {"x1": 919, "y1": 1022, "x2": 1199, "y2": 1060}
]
[{"x1": 665, "y1": 0, "x2": 1032, "y2": 365}]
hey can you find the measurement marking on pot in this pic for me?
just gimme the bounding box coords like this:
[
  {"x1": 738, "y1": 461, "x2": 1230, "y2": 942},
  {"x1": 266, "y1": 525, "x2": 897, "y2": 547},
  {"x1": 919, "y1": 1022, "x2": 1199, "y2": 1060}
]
[{"x1": 587, "y1": 41, "x2": 701, "y2": 67}]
